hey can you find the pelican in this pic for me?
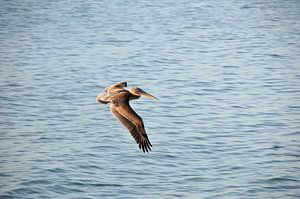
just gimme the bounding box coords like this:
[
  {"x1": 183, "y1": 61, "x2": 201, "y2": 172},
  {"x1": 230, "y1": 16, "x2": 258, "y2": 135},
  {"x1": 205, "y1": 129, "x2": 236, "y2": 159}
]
[{"x1": 96, "y1": 82, "x2": 159, "y2": 153}]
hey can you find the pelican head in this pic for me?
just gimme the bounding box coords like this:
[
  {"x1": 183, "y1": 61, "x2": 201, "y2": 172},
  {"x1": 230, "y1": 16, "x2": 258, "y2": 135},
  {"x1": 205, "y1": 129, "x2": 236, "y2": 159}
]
[{"x1": 129, "y1": 87, "x2": 159, "y2": 101}]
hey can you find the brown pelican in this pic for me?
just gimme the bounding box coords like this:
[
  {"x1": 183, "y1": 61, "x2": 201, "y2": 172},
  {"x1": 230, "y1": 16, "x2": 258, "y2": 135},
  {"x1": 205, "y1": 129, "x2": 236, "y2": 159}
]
[{"x1": 96, "y1": 82, "x2": 159, "y2": 153}]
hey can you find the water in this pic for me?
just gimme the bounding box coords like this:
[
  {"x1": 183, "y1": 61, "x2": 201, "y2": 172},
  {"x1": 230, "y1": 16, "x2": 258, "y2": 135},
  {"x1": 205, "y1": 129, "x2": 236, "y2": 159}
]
[{"x1": 1, "y1": 0, "x2": 300, "y2": 198}]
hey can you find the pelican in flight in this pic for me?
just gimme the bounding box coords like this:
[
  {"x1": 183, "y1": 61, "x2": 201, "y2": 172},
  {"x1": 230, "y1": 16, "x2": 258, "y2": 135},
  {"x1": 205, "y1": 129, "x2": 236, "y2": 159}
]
[{"x1": 96, "y1": 82, "x2": 159, "y2": 153}]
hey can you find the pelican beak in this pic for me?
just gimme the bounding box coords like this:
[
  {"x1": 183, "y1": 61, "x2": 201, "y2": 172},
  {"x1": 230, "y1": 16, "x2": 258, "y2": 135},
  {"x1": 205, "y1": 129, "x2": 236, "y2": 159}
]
[{"x1": 140, "y1": 90, "x2": 159, "y2": 102}]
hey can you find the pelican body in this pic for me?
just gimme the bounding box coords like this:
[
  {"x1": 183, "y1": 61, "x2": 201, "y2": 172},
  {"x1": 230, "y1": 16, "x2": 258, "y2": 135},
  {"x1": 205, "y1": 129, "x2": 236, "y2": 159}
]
[{"x1": 96, "y1": 82, "x2": 158, "y2": 153}]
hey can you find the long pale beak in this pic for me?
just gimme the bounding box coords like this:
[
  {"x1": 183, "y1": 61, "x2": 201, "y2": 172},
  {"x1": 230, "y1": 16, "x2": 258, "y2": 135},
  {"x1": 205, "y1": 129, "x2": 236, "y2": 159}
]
[{"x1": 140, "y1": 90, "x2": 159, "y2": 102}]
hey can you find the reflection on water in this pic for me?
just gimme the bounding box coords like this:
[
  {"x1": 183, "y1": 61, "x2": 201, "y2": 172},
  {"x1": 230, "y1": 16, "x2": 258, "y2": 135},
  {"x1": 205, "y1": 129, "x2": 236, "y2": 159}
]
[{"x1": 1, "y1": 0, "x2": 300, "y2": 198}]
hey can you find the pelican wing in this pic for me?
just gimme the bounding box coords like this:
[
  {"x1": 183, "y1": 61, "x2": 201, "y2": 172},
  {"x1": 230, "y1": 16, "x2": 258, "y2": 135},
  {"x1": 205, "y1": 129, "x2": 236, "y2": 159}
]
[
  {"x1": 110, "y1": 103, "x2": 152, "y2": 153},
  {"x1": 106, "y1": 81, "x2": 127, "y2": 94}
]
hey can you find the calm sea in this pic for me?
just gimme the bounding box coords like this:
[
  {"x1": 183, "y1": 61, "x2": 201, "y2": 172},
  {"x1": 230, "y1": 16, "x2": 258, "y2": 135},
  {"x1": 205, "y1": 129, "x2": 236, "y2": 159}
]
[{"x1": 1, "y1": 0, "x2": 300, "y2": 198}]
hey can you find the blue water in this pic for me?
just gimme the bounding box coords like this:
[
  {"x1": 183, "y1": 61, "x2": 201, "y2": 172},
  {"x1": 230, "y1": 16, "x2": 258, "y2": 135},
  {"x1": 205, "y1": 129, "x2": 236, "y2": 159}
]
[{"x1": 1, "y1": 0, "x2": 300, "y2": 198}]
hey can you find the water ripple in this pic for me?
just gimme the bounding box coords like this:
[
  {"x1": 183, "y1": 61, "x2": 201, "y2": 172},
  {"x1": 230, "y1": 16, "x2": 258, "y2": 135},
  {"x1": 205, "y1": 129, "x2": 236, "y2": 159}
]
[{"x1": 1, "y1": 0, "x2": 300, "y2": 198}]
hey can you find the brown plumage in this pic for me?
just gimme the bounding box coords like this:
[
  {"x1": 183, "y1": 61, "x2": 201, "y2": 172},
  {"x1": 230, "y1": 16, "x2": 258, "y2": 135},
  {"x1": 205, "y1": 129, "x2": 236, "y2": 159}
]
[{"x1": 96, "y1": 82, "x2": 159, "y2": 153}]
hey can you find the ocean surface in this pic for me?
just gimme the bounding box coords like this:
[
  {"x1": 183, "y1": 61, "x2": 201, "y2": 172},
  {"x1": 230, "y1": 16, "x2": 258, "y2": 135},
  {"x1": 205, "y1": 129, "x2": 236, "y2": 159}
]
[{"x1": 1, "y1": 0, "x2": 300, "y2": 198}]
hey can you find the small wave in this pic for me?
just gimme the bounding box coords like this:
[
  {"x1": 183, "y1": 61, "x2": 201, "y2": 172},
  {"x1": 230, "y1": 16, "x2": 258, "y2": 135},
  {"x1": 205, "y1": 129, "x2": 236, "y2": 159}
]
[
  {"x1": 0, "y1": 173, "x2": 12, "y2": 177},
  {"x1": 70, "y1": 181, "x2": 123, "y2": 187},
  {"x1": 268, "y1": 54, "x2": 285, "y2": 58},
  {"x1": 9, "y1": 187, "x2": 44, "y2": 195},
  {"x1": 46, "y1": 168, "x2": 67, "y2": 173},
  {"x1": 251, "y1": 176, "x2": 299, "y2": 185},
  {"x1": 240, "y1": 5, "x2": 255, "y2": 9},
  {"x1": 20, "y1": 179, "x2": 53, "y2": 186},
  {"x1": 267, "y1": 177, "x2": 298, "y2": 183},
  {"x1": 0, "y1": 194, "x2": 15, "y2": 199}
]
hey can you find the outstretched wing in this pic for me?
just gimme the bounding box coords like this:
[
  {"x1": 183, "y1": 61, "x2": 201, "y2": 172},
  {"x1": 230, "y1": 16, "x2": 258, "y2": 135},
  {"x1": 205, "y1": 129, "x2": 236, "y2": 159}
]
[{"x1": 110, "y1": 101, "x2": 152, "y2": 153}]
